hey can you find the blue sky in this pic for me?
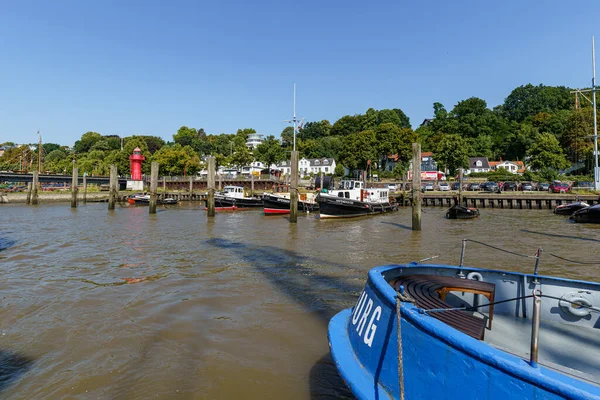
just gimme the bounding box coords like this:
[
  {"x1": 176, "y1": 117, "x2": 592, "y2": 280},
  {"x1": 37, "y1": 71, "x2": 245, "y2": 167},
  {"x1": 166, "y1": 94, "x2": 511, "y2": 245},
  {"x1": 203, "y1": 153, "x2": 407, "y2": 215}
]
[{"x1": 1, "y1": 0, "x2": 600, "y2": 146}]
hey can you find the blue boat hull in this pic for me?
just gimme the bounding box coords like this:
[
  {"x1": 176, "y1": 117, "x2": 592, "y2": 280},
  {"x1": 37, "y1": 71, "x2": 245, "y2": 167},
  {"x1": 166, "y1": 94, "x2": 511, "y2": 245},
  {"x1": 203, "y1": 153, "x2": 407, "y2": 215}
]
[{"x1": 328, "y1": 265, "x2": 600, "y2": 400}]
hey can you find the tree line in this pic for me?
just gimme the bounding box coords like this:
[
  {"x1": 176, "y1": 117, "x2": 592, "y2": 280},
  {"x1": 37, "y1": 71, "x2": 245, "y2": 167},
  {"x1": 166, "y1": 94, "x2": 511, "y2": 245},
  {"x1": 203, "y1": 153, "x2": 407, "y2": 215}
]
[{"x1": 0, "y1": 83, "x2": 595, "y2": 179}]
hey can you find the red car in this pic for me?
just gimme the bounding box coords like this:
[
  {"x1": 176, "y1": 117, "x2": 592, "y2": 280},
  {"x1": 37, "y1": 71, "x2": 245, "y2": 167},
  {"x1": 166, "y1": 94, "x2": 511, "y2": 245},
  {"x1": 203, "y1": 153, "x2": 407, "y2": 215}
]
[{"x1": 549, "y1": 181, "x2": 570, "y2": 193}]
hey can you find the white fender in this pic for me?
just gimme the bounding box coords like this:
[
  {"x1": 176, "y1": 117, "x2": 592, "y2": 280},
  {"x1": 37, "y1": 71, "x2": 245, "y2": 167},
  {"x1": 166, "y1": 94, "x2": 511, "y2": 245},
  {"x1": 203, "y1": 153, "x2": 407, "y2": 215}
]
[{"x1": 559, "y1": 295, "x2": 592, "y2": 318}]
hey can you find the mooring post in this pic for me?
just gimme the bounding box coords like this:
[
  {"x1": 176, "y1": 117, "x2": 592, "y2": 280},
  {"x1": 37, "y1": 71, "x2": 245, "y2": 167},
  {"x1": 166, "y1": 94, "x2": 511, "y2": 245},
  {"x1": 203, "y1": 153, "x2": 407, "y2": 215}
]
[
  {"x1": 251, "y1": 173, "x2": 254, "y2": 197},
  {"x1": 411, "y1": 143, "x2": 421, "y2": 230},
  {"x1": 108, "y1": 165, "x2": 117, "y2": 210},
  {"x1": 82, "y1": 173, "x2": 87, "y2": 204},
  {"x1": 530, "y1": 290, "x2": 541, "y2": 367},
  {"x1": 71, "y1": 166, "x2": 78, "y2": 208},
  {"x1": 207, "y1": 156, "x2": 215, "y2": 217},
  {"x1": 290, "y1": 151, "x2": 299, "y2": 223},
  {"x1": 26, "y1": 182, "x2": 32, "y2": 204},
  {"x1": 189, "y1": 175, "x2": 193, "y2": 194},
  {"x1": 150, "y1": 162, "x2": 158, "y2": 214},
  {"x1": 218, "y1": 172, "x2": 222, "y2": 191},
  {"x1": 32, "y1": 171, "x2": 39, "y2": 205},
  {"x1": 458, "y1": 168, "x2": 464, "y2": 206},
  {"x1": 320, "y1": 171, "x2": 324, "y2": 191}
]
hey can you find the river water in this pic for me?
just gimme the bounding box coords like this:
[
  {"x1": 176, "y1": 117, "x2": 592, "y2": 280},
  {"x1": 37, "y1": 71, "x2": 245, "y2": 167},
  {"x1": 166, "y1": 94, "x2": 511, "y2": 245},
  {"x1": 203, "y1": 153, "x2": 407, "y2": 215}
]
[{"x1": 0, "y1": 203, "x2": 599, "y2": 399}]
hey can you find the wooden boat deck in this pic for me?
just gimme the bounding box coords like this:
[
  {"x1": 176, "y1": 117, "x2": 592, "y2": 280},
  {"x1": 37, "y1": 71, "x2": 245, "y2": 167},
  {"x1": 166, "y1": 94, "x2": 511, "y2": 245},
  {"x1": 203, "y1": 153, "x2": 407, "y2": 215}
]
[{"x1": 485, "y1": 313, "x2": 600, "y2": 387}]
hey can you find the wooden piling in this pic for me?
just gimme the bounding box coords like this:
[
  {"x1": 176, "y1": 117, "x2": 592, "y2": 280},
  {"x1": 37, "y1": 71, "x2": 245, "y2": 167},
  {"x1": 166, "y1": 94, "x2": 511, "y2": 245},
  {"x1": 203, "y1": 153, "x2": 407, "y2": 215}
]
[
  {"x1": 71, "y1": 166, "x2": 78, "y2": 208},
  {"x1": 218, "y1": 173, "x2": 222, "y2": 191},
  {"x1": 251, "y1": 173, "x2": 254, "y2": 197},
  {"x1": 189, "y1": 176, "x2": 193, "y2": 194},
  {"x1": 320, "y1": 171, "x2": 324, "y2": 191},
  {"x1": 26, "y1": 182, "x2": 32, "y2": 205},
  {"x1": 458, "y1": 168, "x2": 464, "y2": 206},
  {"x1": 32, "y1": 171, "x2": 39, "y2": 205},
  {"x1": 207, "y1": 156, "x2": 215, "y2": 217},
  {"x1": 108, "y1": 165, "x2": 117, "y2": 210},
  {"x1": 150, "y1": 162, "x2": 158, "y2": 214},
  {"x1": 83, "y1": 174, "x2": 87, "y2": 204},
  {"x1": 290, "y1": 151, "x2": 299, "y2": 223},
  {"x1": 411, "y1": 143, "x2": 421, "y2": 231}
]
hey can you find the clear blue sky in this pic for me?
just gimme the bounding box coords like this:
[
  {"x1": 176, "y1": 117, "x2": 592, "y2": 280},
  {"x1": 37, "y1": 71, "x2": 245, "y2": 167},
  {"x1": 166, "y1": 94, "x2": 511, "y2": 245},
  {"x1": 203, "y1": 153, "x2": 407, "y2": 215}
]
[{"x1": 1, "y1": 0, "x2": 600, "y2": 146}]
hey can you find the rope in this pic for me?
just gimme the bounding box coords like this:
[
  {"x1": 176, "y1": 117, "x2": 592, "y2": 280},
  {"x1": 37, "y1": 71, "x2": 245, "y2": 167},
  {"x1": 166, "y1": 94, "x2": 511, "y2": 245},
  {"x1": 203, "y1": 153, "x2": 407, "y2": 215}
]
[
  {"x1": 545, "y1": 252, "x2": 600, "y2": 265},
  {"x1": 463, "y1": 239, "x2": 538, "y2": 259},
  {"x1": 396, "y1": 289, "x2": 415, "y2": 400}
]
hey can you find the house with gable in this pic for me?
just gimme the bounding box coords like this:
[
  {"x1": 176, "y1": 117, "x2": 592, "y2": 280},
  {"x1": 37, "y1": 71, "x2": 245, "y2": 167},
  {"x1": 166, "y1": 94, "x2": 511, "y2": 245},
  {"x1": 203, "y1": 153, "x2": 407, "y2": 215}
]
[
  {"x1": 465, "y1": 157, "x2": 491, "y2": 174},
  {"x1": 276, "y1": 157, "x2": 336, "y2": 177}
]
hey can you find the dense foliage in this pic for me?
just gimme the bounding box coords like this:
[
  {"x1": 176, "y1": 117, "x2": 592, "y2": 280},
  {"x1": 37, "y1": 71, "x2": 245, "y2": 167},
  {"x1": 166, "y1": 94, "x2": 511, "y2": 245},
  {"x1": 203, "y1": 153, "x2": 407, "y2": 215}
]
[{"x1": 1, "y1": 83, "x2": 596, "y2": 177}]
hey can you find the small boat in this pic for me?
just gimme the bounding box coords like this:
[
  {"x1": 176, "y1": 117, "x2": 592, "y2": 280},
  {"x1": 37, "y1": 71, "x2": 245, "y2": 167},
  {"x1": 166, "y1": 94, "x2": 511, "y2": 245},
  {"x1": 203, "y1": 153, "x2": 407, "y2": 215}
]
[
  {"x1": 262, "y1": 193, "x2": 319, "y2": 215},
  {"x1": 127, "y1": 193, "x2": 178, "y2": 205},
  {"x1": 570, "y1": 204, "x2": 600, "y2": 223},
  {"x1": 214, "y1": 186, "x2": 263, "y2": 208},
  {"x1": 446, "y1": 204, "x2": 480, "y2": 219},
  {"x1": 554, "y1": 201, "x2": 590, "y2": 215},
  {"x1": 328, "y1": 242, "x2": 600, "y2": 399},
  {"x1": 316, "y1": 180, "x2": 397, "y2": 219}
]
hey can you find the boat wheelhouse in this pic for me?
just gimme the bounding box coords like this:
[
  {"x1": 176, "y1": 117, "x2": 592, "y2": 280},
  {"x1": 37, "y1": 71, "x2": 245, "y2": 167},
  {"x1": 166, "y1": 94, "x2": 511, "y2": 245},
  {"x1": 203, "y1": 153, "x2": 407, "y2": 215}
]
[{"x1": 316, "y1": 180, "x2": 396, "y2": 219}]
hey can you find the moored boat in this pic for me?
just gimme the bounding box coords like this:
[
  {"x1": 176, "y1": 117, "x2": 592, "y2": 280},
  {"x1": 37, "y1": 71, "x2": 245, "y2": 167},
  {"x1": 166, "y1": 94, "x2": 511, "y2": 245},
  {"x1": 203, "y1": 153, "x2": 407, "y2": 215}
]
[
  {"x1": 446, "y1": 204, "x2": 480, "y2": 219},
  {"x1": 570, "y1": 204, "x2": 600, "y2": 223},
  {"x1": 554, "y1": 201, "x2": 590, "y2": 215},
  {"x1": 214, "y1": 186, "x2": 263, "y2": 208},
  {"x1": 127, "y1": 193, "x2": 178, "y2": 205},
  {"x1": 328, "y1": 241, "x2": 600, "y2": 399},
  {"x1": 316, "y1": 180, "x2": 397, "y2": 219},
  {"x1": 262, "y1": 193, "x2": 319, "y2": 215}
]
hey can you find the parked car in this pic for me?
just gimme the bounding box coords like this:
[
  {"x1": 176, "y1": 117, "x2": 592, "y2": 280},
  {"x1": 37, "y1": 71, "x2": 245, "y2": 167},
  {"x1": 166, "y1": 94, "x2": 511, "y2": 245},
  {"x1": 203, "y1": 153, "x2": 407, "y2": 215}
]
[
  {"x1": 521, "y1": 182, "x2": 534, "y2": 191},
  {"x1": 438, "y1": 182, "x2": 450, "y2": 191},
  {"x1": 451, "y1": 182, "x2": 461, "y2": 190},
  {"x1": 467, "y1": 182, "x2": 481, "y2": 191},
  {"x1": 537, "y1": 182, "x2": 550, "y2": 191},
  {"x1": 422, "y1": 182, "x2": 434, "y2": 191},
  {"x1": 387, "y1": 183, "x2": 397, "y2": 191},
  {"x1": 503, "y1": 182, "x2": 518, "y2": 191},
  {"x1": 573, "y1": 181, "x2": 594, "y2": 190},
  {"x1": 549, "y1": 181, "x2": 570, "y2": 193},
  {"x1": 480, "y1": 182, "x2": 498, "y2": 192}
]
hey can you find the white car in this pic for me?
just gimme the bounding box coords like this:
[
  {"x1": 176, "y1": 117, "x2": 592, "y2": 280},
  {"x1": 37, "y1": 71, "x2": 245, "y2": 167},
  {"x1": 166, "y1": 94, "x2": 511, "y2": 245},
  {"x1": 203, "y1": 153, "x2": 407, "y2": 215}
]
[
  {"x1": 439, "y1": 182, "x2": 450, "y2": 191},
  {"x1": 387, "y1": 183, "x2": 397, "y2": 191}
]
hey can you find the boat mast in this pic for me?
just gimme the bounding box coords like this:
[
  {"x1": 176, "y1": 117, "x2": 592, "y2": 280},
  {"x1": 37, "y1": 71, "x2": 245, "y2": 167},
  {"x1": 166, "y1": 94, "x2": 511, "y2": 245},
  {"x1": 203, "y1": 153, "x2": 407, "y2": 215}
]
[
  {"x1": 284, "y1": 83, "x2": 303, "y2": 152},
  {"x1": 593, "y1": 37, "x2": 599, "y2": 191}
]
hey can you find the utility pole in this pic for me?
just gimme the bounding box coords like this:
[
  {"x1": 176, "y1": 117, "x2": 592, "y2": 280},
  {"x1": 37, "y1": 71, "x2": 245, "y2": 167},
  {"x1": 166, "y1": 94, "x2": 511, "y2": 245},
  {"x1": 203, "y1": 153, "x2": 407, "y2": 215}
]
[
  {"x1": 37, "y1": 130, "x2": 42, "y2": 173},
  {"x1": 570, "y1": 36, "x2": 600, "y2": 191},
  {"x1": 284, "y1": 84, "x2": 303, "y2": 223}
]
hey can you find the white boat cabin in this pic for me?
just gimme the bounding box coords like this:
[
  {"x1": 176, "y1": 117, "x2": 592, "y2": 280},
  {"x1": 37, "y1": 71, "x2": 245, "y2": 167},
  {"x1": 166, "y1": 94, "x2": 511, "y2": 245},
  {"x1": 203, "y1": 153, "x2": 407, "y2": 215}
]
[
  {"x1": 221, "y1": 186, "x2": 246, "y2": 199},
  {"x1": 324, "y1": 180, "x2": 390, "y2": 203}
]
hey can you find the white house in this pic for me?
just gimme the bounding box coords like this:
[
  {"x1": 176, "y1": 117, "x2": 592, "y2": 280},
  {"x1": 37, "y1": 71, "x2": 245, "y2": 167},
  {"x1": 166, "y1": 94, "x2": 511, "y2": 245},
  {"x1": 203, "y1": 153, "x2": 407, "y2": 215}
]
[
  {"x1": 246, "y1": 134, "x2": 264, "y2": 150},
  {"x1": 488, "y1": 160, "x2": 526, "y2": 174},
  {"x1": 241, "y1": 161, "x2": 266, "y2": 175},
  {"x1": 465, "y1": 157, "x2": 491, "y2": 174},
  {"x1": 277, "y1": 158, "x2": 336, "y2": 177}
]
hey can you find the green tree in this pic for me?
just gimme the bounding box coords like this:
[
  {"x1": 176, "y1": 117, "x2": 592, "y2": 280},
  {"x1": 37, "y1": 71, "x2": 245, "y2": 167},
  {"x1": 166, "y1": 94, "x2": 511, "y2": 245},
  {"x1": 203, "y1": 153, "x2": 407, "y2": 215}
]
[
  {"x1": 152, "y1": 144, "x2": 202, "y2": 175},
  {"x1": 432, "y1": 134, "x2": 470, "y2": 175},
  {"x1": 298, "y1": 120, "x2": 332, "y2": 140},
  {"x1": 139, "y1": 136, "x2": 166, "y2": 154},
  {"x1": 254, "y1": 135, "x2": 285, "y2": 168},
  {"x1": 331, "y1": 115, "x2": 362, "y2": 136},
  {"x1": 73, "y1": 132, "x2": 103, "y2": 153},
  {"x1": 527, "y1": 132, "x2": 570, "y2": 171},
  {"x1": 280, "y1": 126, "x2": 295, "y2": 148},
  {"x1": 334, "y1": 163, "x2": 345, "y2": 176},
  {"x1": 173, "y1": 126, "x2": 200, "y2": 148},
  {"x1": 338, "y1": 130, "x2": 378, "y2": 171},
  {"x1": 229, "y1": 144, "x2": 254, "y2": 169},
  {"x1": 502, "y1": 84, "x2": 573, "y2": 122}
]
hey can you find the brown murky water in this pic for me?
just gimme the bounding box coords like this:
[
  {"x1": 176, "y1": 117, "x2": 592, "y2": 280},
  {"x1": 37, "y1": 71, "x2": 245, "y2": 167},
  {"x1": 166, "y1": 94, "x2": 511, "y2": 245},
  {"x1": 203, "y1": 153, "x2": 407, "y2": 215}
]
[{"x1": 0, "y1": 203, "x2": 599, "y2": 399}]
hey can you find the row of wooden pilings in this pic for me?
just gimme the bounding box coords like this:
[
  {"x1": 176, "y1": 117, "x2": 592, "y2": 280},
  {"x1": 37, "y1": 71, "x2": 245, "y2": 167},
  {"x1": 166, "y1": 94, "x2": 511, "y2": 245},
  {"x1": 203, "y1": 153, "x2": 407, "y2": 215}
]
[{"x1": 32, "y1": 152, "x2": 303, "y2": 222}]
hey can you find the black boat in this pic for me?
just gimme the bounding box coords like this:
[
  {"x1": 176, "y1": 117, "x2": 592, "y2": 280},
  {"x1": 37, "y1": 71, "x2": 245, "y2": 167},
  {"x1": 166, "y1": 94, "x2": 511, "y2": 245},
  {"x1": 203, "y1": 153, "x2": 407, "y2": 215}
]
[
  {"x1": 446, "y1": 205, "x2": 480, "y2": 219},
  {"x1": 570, "y1": 204, "x2": 600, "y2": 223},
  {"x1": 127, "y1": 194, "x2": 178, "y2": 205},
  {"x1": 554, "y1": 201, "x2": 590, "y2": 215},
  {"x1": 262, "y1": 193, "x2": 319, "y2": 215},
  {"x1": 214, "y1": 186, "x2": 263, "y2": 208},
  {"x1": 316, "y1": 180, "x2": 397, "y2": 219}
]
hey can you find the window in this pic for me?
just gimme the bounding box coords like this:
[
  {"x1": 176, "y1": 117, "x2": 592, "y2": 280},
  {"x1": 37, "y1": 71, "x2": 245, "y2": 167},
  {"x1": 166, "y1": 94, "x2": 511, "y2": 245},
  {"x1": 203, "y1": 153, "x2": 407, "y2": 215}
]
[
  {"x1": 325, "y1": 167, "x2": 328, "y2": 172},
  {"x1": 338, "y1": 192, "x2": 344, "y2": 198},
  {"x1": 345, "y1": 192, "x2": 350, "y2": 198},
  {"x1": 476, "y1": 160, "x2": 482, "y2": 167},
  {"x1": 314, "y1": 160, "x2": 320, "y2": 165}
]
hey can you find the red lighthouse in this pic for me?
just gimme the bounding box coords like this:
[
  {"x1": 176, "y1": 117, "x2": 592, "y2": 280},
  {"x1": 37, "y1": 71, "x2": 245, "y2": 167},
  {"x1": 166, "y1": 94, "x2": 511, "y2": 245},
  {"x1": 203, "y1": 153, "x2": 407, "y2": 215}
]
[{"x1": 129, "y1": 147, "x2": 145, "y2": 181}]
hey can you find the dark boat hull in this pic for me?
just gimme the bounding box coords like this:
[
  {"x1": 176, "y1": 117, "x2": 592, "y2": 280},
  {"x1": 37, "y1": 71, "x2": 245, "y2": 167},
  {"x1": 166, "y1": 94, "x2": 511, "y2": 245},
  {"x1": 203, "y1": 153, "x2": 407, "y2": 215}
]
[
  {"x1": 127, "y1": 197, "x2": 178, "y2": 205},
  {"x1": 554, "y1": 202, "x2": 589, "y2": 215},
  {"x1": 570, "y1": 206, "x2": 600, "y2": 223},
  {"x1": 446, "y1": 205, "x2": 480, "y2": 219},
  {"x1": 214, "y1": 195, "x2": 263, "y2": 208},
  {"x1": 317, "y1": 196, "x2": 396, "y2": 219},
  {"x1": 262, "y1": 194, "x2": 319, "y2": 214}
]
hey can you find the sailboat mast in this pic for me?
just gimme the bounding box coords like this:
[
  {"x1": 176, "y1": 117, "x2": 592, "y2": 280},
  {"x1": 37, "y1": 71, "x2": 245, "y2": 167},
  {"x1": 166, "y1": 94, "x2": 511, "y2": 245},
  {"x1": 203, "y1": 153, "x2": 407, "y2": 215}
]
[
  {"x1": 593, "y1": 37, "x2": 599, "y2": 190},
  {"x1": 293, "y1": 83, "x2": 297, "y2": 152}
]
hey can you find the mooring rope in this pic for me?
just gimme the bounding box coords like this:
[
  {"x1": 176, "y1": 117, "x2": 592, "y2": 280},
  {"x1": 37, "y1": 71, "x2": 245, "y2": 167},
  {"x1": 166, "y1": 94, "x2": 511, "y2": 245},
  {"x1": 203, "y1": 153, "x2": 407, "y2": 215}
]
[
  {"x1": 396, "y1": 287, "x2": 415, "y2": 400},
  {"x1": 545, "y1": 252, "x2": 600, "y2": 265},
  {"x1": 463, "y1": 239, "x2": 538, "y2": 259}
]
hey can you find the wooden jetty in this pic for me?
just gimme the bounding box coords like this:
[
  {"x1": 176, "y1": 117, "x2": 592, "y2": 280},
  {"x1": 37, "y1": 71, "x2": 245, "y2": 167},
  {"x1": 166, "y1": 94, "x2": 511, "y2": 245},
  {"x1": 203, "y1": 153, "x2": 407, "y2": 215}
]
[{"x1": 395, "y1": 193, "x2": 600, "y2": 209}]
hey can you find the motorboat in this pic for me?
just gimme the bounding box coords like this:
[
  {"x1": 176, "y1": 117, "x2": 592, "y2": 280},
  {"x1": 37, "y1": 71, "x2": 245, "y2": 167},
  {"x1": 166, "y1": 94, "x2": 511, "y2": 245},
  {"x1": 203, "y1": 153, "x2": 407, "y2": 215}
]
[
  {"x1": 127, "y1": 193, "x2": 178, "y2": 205},
  {"x1": 554, "y1": 201, "x2": 590, "y2": 215},
  {"x1": 570, "y1": 204, "x2": 600, "y2": 223},
  {"x1": 214, "y1": 186, "x2": 263, "y2": 208},
  {"x1": 316, "y1": 180, "x2": 397, "y2": 219},
  {"x1": 446, "y1": 204, "x2": 480, "y2": 219},
  {"x1": 328, "y1": 241, "x2": 600, "y2": 399},
  {"x1": 262, "y1": 192, "x2": 319, "y2": 215}
]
